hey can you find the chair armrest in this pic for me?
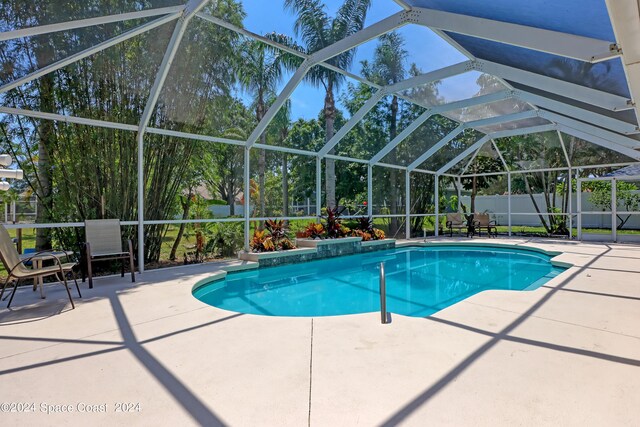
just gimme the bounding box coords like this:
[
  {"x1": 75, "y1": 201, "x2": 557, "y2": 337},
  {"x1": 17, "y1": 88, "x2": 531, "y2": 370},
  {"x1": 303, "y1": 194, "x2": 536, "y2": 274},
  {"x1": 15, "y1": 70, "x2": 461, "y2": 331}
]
[
  {"x1": 11, "y1": 250, "x2": 67, "y2": 277},
  {"x1": 472, "y1": 220, "x2": 480, "y2": 227},
  {"x1": 489, "y1": 220, "x2": 497, "y2": 226},
  {"x1": 446, "y1": 221, "x2": 452, "y2": 227}
]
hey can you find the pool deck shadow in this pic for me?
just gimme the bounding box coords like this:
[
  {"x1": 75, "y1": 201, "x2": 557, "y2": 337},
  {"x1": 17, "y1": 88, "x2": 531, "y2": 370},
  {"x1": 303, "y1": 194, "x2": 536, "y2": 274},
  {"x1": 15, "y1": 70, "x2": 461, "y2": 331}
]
[{"x1": 0, "y1": 238, "x2": 638, "y2": 426}]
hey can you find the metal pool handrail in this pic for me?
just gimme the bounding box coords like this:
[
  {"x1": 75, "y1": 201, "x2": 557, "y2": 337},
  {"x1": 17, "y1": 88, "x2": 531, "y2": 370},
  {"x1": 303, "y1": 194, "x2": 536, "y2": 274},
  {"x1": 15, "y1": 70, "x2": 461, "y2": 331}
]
[{"x1": 380, "y1": 262, "x2": 389, "y2": 324}]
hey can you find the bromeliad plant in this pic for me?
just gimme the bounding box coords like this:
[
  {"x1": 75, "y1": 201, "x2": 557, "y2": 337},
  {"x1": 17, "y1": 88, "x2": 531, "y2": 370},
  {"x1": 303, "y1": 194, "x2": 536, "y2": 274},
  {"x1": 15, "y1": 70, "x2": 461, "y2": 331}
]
[
  {"x1": 250, "y1": 219, "x2": 296, "y2": 252},
  {"x1": 351, "y1": 216, "x2": 386, "y2": 241},
  {"x1": 324, "y1": 206, "x2": 349, "y2": 238},
  {"x1": 304, "y1": 222, "x2": 325, "y2": 240}
]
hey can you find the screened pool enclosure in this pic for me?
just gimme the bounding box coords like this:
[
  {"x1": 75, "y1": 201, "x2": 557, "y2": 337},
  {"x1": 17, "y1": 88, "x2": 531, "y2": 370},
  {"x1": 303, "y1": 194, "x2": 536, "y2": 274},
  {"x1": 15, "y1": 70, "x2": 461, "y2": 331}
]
[{"x1": 1, "y1": 0, "x2": 640, "y2": 271}]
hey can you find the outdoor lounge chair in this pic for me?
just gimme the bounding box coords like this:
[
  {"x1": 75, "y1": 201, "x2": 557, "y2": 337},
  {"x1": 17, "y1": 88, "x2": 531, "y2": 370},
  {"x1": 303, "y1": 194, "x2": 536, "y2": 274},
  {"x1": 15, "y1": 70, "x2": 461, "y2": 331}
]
[
  {"x1": 445, "y1": 213, "x2": 467, "y2": 237},
  {"x1": 82, "y1": 219, "x2": 135, "y2": 288},
  {"x1": 0, "y1": 225, "x2": 80, "y2": 309},
  {"x1": 473, "y1": 213, "x2": 498, "y2": 237}
]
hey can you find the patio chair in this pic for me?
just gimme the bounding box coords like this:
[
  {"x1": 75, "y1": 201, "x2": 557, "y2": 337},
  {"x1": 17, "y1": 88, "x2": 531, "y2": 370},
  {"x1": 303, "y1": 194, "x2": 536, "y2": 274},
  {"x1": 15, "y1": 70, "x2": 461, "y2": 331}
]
[
  {"x1": 445, "y1": 213, "x2": 467, "y2": 237},
  {"x1": 0, "y1": 225, "x2": 80, "y2": 309},
  {"x1": 473, "y1": 213, "x2": 498, "y2": 237},
  {"x1": 82, "y1": 219, "x2": 135, "y2": 289}
]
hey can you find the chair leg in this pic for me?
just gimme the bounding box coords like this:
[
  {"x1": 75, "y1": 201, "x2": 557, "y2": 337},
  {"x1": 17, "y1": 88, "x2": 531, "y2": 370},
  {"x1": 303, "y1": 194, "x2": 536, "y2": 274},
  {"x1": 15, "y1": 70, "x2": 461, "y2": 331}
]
[
  {"x1": 87, "y1": 260, "x2": 93, "y2": 289},
  {"x1": 0, "y1": 275, "x2": 15, "y2": 301},
  {"x1": 128, "y1": 240, "x2": 135, "y2": 283},
  {"x1": 71, "y1": 270, "x2": 81, "y2": 298},
  {"x1": 7, "y1": 280, "x2": 19, "y2": 308},
  {"x1": 85, "y1": 242, "x2": 93, "y2": 289},
  {"x1": 58, "y1": 272, "x2": 74, "y2": 309},
  {"x1": 121, "y1": 259, "x2": 125, "y2": 277}
]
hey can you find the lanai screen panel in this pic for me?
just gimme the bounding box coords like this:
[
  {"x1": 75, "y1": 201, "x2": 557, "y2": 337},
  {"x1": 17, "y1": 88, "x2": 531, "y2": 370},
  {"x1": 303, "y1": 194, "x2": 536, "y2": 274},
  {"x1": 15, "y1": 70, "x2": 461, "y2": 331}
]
[
  {"x1": 474, "y1": 117, "x2": 551, "y2": 134},
  {"x1": 560, "y1": 132, "x2": 638, "y2": 167},
  {"x1": 405, "y1": 0, "x2": 631, "y2": 98},
  {"x1": 417, "y1": 128, "x2": 483, "y2": 172},
  {"x1": 1, "y1": 19, "x2": 176, "y2": 124},
  {"x1": 506, "y1": 82, "x2": 639, "y2": 127},
  {"x1": 446, "y1": 98, "x2": 532, "y2": 123},
  {"x1": 153, "y1": 19, "x2": 276, "y2": 139},
  {"x1": 379, "y1": 114, "x2": 458, "y2": 166},
  {"x1": 406, "y1": 0, "x2": 615, "y2": 40},
  {"x1": 0, "y1": 0, "x2": 185, "y2": 31},
  {"x1": 494, "y1": 131, "x2": 567, "y2": 171}
]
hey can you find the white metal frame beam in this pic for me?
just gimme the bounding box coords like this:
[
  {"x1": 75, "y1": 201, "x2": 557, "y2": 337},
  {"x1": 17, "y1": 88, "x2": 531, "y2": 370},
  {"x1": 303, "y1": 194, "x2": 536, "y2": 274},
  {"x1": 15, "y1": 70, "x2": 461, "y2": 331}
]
[
  {"x1": 370, "y1": 110, "x2": 433, "y2": 165},
  {"x1": 490, "y1": 123, "x2": 557, "y2": 139},
  {"x1": 0, "y1": 6, "x2": 183, "y2": 42},
  {"x1": 476, "y1": 60, "x2": 633, "y2": 111},
  {"x1": 439, "y1": 123, "x2": 559, "y2": 174},
  {"x1": 246, "y1": 10, "x2": 413, "y2": 148},
  {"x1": 515, "y1": 89, "x2": 639, "y2": 134},
  {"x1": 369, "y1": 90, "x2": 514, "y2": 165},
  {"x1": 0, "y1": 13, "x2": 181, "y2": 94},
  {"x1": 407, "y1": 125, "x2": 465, "y2": 171},
  {"x1": 385, "y1": 61, "x2": 474, "y2": 94},
  {"x1": 412, "y1": 7, "x2": 619, "y2": 63},
  {"x1": 318, "y1": 89, "x2": 387, "y2": 156},
  {"x1": 464, "y1": 109, "x2": 539, "y2": 130},
  {"x1": 557, "y1": 124, "x2": 640, "y2": 160},
  {"x1": 605, "y1": 0, "x2": 640, "y2": 125},
  {"x1": 318, "y1": 61, "x2": 477, "y2": 157},
  {"x1": 437, "y1": 135, "x2": 491, "y2": 174},
  {"x1": 136, "y1": 0, "x2": 210, "y2": 272},
  {"x1": 538, "y1": 110, "x2": 640, "y2": 150}
]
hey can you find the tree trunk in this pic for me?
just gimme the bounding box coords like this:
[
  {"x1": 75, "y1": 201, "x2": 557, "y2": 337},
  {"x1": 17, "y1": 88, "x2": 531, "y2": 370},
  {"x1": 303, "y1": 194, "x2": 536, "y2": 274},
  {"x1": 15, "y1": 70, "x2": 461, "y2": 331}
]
[
  {"x1": 169, "y1": 194, "x2": 192, "y2": 261},
  {"x1": 324, "y1": 82, "x2": 336, "y2": 210},
  {"x1": 227, "y1": 185, "x2": 235, "y2": 216},
  {"x1": 255, "y1": 96, "x2": 266, "y2": 218},
  {"x1": 471, "y1": 176, "x2": 477, "y2": 213},
  {"x1": 389, "y1": 95, "x2": 399, "y2": 235},
  {"x1": 282, "y1": 154, "x2": 289, "y2": 217},
  {"x1": 35, "y1": 46, "x2": 55, "y2": 251},
  {"x1": 523, "y1": 174, "x2": 551, "y2": 233},
  {"x1": 258, "y1": 139, "x2": 266, "y2": 217}
]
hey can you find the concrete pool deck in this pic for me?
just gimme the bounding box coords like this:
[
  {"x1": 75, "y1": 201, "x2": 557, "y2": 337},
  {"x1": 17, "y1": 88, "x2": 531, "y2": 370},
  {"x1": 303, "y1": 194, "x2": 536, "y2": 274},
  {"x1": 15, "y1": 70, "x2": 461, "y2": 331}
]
[{"x1": 0, "y1": 238, "x2": 638, "y2": 426}]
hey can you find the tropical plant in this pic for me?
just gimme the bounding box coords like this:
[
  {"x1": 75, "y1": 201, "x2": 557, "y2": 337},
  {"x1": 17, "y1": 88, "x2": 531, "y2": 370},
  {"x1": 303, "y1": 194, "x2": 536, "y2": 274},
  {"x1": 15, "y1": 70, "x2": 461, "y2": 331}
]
[
  {"x1": 250, "y1": 229, "x2": 275, "y2": 252},
  {"x1": 208, "y1": 223, "x2": 244, "y2": 257},
  {"x1": 304, "y1": 222, "x2": 326, "y2": 239},
  {"x1": 351, "y1": 216, "x2": 385, "y2": 240},
  {"x1": 264, "y1": 219, "x2": 296, "y2": 249},
  {"x1": 352, "y1": 229, "x2": 372, "y2": 241},
  {"x1": 585, "y1": 180, "x2": 640, "y2": 229},
  {"x1": 251, "y1": 219, "x2": 296, "y2": 252},
  {"x1": 324, "y1": 206, "x2": 349, "y2": 238}
]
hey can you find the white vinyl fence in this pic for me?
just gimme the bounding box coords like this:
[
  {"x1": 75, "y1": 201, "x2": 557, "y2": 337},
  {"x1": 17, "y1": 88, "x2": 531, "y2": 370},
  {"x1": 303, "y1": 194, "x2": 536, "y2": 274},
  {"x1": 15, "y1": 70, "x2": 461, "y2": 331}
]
[{"x1": 460, "y1": 191, "x2": 640, "y2": 229}]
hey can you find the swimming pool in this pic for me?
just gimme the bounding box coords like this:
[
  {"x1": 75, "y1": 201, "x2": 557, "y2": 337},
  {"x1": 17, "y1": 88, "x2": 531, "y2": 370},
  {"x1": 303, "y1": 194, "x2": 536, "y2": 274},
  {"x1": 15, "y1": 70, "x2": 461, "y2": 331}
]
[{"x1": 193, "y1": 245, "x2": 567, "y2": 317}]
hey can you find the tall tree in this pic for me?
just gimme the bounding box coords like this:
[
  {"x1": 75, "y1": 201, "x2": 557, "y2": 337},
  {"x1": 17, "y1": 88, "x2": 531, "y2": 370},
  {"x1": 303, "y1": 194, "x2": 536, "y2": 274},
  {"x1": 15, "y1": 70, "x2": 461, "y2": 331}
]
[
  {"x1": 268, "y1": 99, "x2": 292, "y2": 216},
  {"x1": 363, "y1": 31, "x2": 407, "y2": 233},
  {"x1": 283, "y1": 0, "x2": 372, "y2": 209},
  {"x1": 237, "y1": 40, "x2": 286, "y2": 217}
]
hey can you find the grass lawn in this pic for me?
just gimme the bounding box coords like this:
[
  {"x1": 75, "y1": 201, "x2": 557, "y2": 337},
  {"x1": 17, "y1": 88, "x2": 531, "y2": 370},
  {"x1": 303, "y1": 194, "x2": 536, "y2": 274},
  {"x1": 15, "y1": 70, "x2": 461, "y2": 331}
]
[{"x1": 2, "y1": 220, "x2": 638, "y2": 278}]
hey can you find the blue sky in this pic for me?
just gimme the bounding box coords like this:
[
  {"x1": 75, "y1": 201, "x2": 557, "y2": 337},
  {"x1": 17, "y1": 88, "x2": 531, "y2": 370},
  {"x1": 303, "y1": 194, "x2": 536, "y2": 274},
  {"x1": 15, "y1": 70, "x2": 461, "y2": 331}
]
[{"x1": 238, "y1": 0, "x2": 478, "y2": 121}]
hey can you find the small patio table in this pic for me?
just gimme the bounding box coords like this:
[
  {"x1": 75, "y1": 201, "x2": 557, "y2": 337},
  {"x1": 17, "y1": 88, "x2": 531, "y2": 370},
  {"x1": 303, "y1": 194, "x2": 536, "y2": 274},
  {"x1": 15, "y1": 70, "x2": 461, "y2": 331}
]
[{"x1": 20, "y1": 250, "x2": 76, "y2": 299}]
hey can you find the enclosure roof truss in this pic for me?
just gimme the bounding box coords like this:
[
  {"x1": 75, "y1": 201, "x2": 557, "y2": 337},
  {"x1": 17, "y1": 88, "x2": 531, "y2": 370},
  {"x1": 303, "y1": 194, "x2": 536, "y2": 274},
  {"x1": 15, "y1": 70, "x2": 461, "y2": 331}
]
[{"x1": 1, "y1": 0, "x2": 640, "y2": 173}]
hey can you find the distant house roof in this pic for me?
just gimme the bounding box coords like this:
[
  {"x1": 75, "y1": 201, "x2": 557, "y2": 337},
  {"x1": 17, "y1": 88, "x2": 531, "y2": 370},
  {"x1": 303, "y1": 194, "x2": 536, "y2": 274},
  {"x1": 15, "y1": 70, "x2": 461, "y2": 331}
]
[{"x1": 605, "y1": 164, "x2": 640, "y2": 177}]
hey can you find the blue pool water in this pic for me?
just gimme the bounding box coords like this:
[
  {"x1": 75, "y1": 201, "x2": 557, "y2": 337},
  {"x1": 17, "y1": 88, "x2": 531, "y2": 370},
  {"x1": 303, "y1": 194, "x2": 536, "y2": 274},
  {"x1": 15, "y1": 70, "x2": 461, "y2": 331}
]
[{"x1": 193, "y1": 245, "x2": 566, "y2": 317}]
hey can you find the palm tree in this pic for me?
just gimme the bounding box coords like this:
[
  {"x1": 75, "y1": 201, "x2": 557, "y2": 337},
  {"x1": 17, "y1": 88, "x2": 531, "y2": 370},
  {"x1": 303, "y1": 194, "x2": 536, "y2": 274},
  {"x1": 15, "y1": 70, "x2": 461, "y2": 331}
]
[
  {"x1": 237, "y1": 39, "x2": 286, "y2": 217},
  {"x1": 363, "y1": 32, "x2": 407, "y2": 234},
  {"x1": 283, "y1": 0, "x2": 372, "y2": 209}
]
